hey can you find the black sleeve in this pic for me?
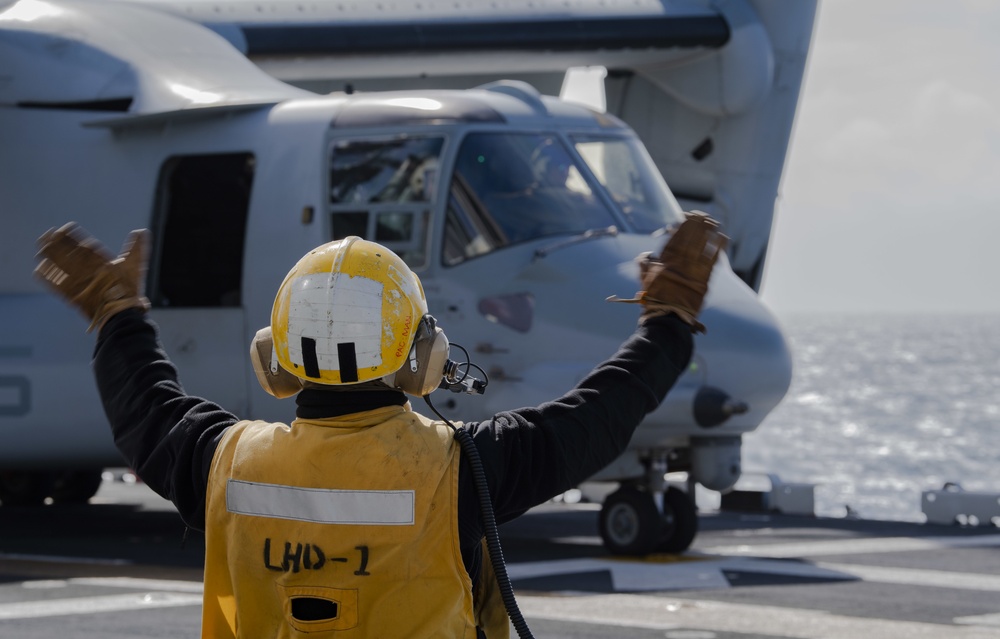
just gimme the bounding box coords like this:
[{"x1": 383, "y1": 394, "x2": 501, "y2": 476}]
[
  {"x1": 456, "y1": 314, "x2": 693, "y2": 539},
  {"x1": 92, "y1": 309, "x2": 238, "y2": 530}
]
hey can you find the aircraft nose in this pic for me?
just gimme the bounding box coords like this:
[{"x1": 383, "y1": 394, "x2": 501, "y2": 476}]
[
  {"x1": 691, "y1": 261, "x2": 794, "y2": 432},
  {"x1": 692, "y1": 386, "x2": 750, "y2": 428}
]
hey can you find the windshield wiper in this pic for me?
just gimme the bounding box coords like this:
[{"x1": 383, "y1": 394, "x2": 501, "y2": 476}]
[{"x1": 533, "y1": 226, "x2": 618, "y2": 260}]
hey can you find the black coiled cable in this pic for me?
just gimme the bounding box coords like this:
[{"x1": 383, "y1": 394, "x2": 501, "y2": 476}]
[{"x1": 424, "y1": 396, "x2": 534, "y2": 639}]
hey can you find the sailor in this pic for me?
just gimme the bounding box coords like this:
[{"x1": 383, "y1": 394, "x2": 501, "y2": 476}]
[{"x1": 33, "y1": 212, "x2": 725, "y2": 638}]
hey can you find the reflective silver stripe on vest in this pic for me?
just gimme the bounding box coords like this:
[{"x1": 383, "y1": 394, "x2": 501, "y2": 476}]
[{"x1": 226, "y1": 479, "x2": 415, "y2": 525}]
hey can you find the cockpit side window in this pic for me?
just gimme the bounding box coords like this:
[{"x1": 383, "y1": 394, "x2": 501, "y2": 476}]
[
  {"x1": 573, "y1": 136, "x2": 683, "y2": 232},
  {"x1": 330, "y1": 136, "x2": 442, "y2": 204},
  {"x1": 329, "y1": 135, "x2": 444, "y2": 270},
  {"x1": 443, "y1": 132, "x2": 617, "y2": 266}
]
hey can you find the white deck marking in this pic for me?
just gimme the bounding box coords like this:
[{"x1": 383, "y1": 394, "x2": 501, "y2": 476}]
[
  {"x1": 0, "y1": 592, "x2": 201, "y2": 620},
  {"x1": 69, "y1": 577, "x2": 204, "y2": 593},
  {"x1": 517, "y1": 593, "x2": 1000, "y2": 639},
  {"x1": 955, "y1": 613, "x2": 1000, "y2": 627},
  {"x1": 700, "y1": 533, "x2": 1000, "y2": 558},
  {"x1": 507, "y1": 558, "x2": 730, "y2": 591},
  {"x1": 508, "y1": 554, "x2": 1000, "y2": 595},
  {"x1": 0, "y1": 578, "x2": 204, "y2": 621},
  {"x1": 507, "y1": 556, "x2": 865, "y2": 592},
  {"x1": 818, "y1": 562, "x2": 1000, "y2": 592},
  {"x1": 0, "y1": 552, "x2": 131, "y2": 565}
]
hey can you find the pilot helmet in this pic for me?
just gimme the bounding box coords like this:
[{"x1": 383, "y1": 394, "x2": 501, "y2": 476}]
[
  {"x1": 530, "y1": 138, "x2": 570, "y2": 183},
  {"x1": 252, "y1": 236, "x2": 449, "y2": 398}
]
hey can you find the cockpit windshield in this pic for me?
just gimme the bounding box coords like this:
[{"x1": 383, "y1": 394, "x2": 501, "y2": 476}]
[
  {"x1": 572, "y1": 135, "x2": 684, "y2": 232},
  {"x1": 327, "y1": 131, "x2": 686, "y2": 269},
  {"x1": 444, "y1": 132, "x2": 617, "y2": 265},
  {"x1": 444, "y1": 132, "x2": 684, "y2": 266}
]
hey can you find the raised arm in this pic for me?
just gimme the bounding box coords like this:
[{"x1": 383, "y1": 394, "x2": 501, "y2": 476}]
[
  {"x1": 466, "y1": 315, "x2": 693, "y2": 523},
  {"x1": 35, "y1": 223, "x2": 236, "y2": 529},
  {"x1": 94, "y1": 310, "x2": 237, "y2": 529},
  {"x1": 460, "y1": 212, "x2": 726, "y2": 523}
]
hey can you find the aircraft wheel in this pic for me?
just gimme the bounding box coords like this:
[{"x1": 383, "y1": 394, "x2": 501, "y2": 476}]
[
  {"x1": 598, "y1": 486, "x2": 663, "y2": 556},
  {"x1": 657, "y1": 486, "x2": 699, "y2": 553},
  {"x1": 50, "y1": 469, "x2": 105, "y2": 504},
  {"x1": 0, "y1": 471, "x2": 54, "y2": 507}
]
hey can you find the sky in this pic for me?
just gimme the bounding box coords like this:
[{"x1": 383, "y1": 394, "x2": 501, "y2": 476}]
[{"x1": 758, "y1": 0, "x2": 1000, "y2": 316}]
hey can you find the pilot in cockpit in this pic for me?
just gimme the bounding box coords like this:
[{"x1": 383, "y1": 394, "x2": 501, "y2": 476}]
[
  {"x1": 527, "y1": 138, "x2": 609, "y2": 225},
  {"x1": 454, "y1": 135, "x2": 610, "y2": 245},
  {"x1": 529, "y1": 138, "x2": 573, "y2": 190}
]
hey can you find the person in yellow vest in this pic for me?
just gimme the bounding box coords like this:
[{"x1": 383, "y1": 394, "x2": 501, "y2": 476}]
[{"x1": 33, "y1": 213, "x2": 725, "y2": 638}]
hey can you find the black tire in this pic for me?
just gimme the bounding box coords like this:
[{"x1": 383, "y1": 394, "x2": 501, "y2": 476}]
[
  {"x1": 49, "y1": 469, "x2": 105, "y2": 504},
  {"x1": 0, "y1": 471, "x2": 54, "y2": 507},
  {"x1": 598, "y1": 486, "x2": 664, "y2": 556},
  {"x1": 657, "y1": 486, "x2": 699, "y2": 553}
]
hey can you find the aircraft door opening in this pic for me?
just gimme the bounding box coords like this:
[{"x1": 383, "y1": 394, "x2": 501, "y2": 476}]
[{"x1": 149, "y1": 153, "x2": 255, "y2": 416}]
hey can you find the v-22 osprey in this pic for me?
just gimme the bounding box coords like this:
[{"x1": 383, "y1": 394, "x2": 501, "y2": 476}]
[{"x1": 0, "y1": 0, "x2": 815, "y2": 554}]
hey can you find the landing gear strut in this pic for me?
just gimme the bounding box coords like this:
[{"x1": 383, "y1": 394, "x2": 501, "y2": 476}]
[{"x1": 597, "y1": 453, "x2": 698, "y2": 555}]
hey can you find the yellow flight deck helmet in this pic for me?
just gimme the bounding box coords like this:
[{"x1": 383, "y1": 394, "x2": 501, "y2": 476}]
[{"x1": 271, "y1": 236, "x2": 429, "y2": 386}]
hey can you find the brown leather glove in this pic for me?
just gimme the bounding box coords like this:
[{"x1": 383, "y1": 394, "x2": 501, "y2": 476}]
[
  {"x1": 34, "y1": 223, "x2": 151, "y2": 332},
  {"x1": 608, "y1": 211, "x2": 728, "y2": 332}
]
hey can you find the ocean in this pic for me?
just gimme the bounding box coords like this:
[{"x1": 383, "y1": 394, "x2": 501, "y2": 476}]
[{"x1": 733, "y1": 312, "x2": 1000, "y2": 523}]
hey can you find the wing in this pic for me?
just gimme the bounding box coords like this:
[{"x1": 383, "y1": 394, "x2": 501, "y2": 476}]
[
  {"x1": 137, "y1": 0, "x2": 818, "y2": 290},
  {"x1": 1, "y1": 0, "x2": 817, "y2": 289}
]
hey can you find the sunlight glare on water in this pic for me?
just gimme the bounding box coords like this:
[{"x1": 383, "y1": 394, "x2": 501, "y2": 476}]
[{"x1": 741, "y1": 312, "x2": 1000, "y2": 522}]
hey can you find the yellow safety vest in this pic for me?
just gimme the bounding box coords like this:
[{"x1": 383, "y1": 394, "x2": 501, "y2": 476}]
[{"x1": 201, "y1": 404, "x2": 508, "y2": 638}]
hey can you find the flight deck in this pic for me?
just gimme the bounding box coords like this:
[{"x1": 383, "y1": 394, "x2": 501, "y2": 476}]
[{"x1": 1, "y1": 477, "x2": 998, "y2": 638}]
